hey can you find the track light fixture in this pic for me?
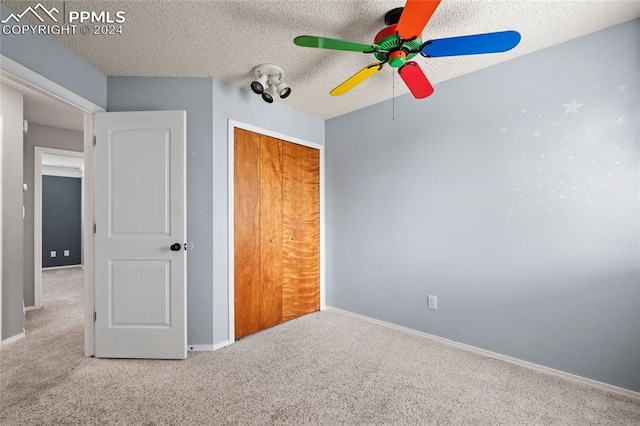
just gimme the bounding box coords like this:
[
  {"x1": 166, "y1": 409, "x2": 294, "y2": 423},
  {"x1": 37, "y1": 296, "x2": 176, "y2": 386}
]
[
  {"x1": 268, "y1": 75, "x2": 291, "y2": 99},
  {"x1": 261, "y1": 84, "x2": 277, "y2": 103},
  {"x1": 251, "y1": 64, "x2": 291, "y2": 103},
  {"x1": 251, "y1": 73, "x2": 268, "y2": 94}
]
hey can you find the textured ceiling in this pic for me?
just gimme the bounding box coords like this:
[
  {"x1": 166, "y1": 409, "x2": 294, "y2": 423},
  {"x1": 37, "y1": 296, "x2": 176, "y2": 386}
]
[
  {"x1": 1, "y1": 77, "x2": 85, "y2": 131},
  {"x1": 3, "y1": 1, "x2": 639, "y2": 119}
]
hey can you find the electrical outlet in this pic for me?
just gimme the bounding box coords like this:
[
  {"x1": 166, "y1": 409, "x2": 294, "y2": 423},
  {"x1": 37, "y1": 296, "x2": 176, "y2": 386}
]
[
  {"x1": 64, "y1": 250, "x2": 70, "y2": 257},
  {"x1": 428, "y1": 295, "x2": 438, "y2": 310},
  {"x1": 50, "y1": 251, "x2": 56, "y2": 258}
]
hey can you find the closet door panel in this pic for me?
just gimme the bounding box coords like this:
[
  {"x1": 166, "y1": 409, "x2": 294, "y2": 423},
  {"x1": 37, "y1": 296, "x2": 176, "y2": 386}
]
[
  {"x1": 302, "y1": 146, "x2": 320, "y2": 315},
  {"x1": 259, "y1": 135, "x2": 283, "y2": 329},
  {"x1": 234, "y1": 128, "x2": 261, "y2": 339},
  {"x1": 282, "y1": 142, "x2": 320, "y2": 320}
]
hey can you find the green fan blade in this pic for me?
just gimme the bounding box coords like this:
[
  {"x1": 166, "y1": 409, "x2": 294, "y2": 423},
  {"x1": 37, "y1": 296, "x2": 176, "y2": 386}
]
[{"x1": 294, "y1": 35, "x2": 376, "y2": 53}]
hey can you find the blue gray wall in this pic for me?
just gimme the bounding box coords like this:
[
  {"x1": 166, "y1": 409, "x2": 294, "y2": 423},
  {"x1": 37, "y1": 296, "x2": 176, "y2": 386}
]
[
  {"x1": 107, "y1": 77, "x2": 214, "y2": 346},
  {"x1": 42, "y1": 176, "x2": 82, "y2": 267},
  {"x1": 23, "y1": 124, "x2": 84, "y2": 307},
  {"x1": 326, "y1": 20, "x2": 640, "y2": 392},
  {"x1": 0, "y1": 3, "x2": 107, "y2": 109},
  {"x1": 107, "y1": 77, "x2": 324, "y2": 345}
]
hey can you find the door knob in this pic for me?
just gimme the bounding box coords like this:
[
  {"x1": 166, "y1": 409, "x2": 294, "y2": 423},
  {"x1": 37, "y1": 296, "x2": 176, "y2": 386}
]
[{"x1": 170, "y1": 243, "x2": 182, "y2": 251}]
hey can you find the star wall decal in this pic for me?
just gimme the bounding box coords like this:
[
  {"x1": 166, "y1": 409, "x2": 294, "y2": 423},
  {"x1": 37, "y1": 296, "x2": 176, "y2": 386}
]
[
  {"x1": 563, "y1": 98, "x2": 584, "y2": 115},
  {"x1": 498, "y1": 74, "x2": 635, "y2": 217}
]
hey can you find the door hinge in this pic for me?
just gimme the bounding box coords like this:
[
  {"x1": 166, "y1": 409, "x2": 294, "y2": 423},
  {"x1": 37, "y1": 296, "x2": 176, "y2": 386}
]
[
  {"x1": 93, "y1": 135, "x2": 96, "y2": 146},
  {"x1": 94, "y1": 311, "x2": 97, "y2": 322},
  {"x1": 93, "y1": 223, "x2": 96, "y2": 234}
]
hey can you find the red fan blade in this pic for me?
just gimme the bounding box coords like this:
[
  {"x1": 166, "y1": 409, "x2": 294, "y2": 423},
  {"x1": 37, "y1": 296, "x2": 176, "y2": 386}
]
[
  {"x1": 396, "y1": 0, "x2": 441, "y2": 40},
  {"x1": 398, "y1": 61, "x2": 434, "y2": 99}
]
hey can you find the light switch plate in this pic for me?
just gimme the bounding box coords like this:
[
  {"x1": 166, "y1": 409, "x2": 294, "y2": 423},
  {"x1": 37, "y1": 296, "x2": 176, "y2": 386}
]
[
  {"x1": 64, "y1": 250, "x2": 70, "y2": 256},
  {"x1": 50, "y1": 251, "x2": 56, "y2": 258}
]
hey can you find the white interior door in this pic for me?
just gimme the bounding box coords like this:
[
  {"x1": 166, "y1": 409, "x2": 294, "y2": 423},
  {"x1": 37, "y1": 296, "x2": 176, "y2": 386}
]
[{"x1": 94, "y1": 111, "x2": 186, "y2": 359}]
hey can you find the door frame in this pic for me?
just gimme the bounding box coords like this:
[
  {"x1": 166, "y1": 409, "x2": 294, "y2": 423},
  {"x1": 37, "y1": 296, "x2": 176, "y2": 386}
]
[
  {"x1": 0, "y1": 54, "x2": 104, "y2": 356},
  {"x1": 227, "y1": 119, "x2": 326, "y2": 345},
  {"x1": 34, "y1": 147, "x2": 84, "y2": 309}
]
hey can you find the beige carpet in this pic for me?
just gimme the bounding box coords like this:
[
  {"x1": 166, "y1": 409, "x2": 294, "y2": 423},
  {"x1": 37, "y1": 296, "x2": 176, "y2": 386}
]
[{"x1": 1, "y1": 267, "x2": 639, "y2": 425}]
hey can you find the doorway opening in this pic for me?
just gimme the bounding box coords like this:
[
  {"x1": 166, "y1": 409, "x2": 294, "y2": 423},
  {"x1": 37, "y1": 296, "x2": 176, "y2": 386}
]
[
  {"x1": 1, "y1": 78, "x2": 86, "y2": 343},
  {"x1": 35, "y1": 148, "x2": 85, "y2": 312},
  {"x1": 0, "y1": 55, "x2": 103, "y2": 354}
]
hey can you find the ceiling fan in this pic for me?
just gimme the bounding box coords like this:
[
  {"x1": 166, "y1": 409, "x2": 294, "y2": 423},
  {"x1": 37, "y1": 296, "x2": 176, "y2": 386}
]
[{"x1": 294, "y1": 0, "x2": 521, "y2": 99}]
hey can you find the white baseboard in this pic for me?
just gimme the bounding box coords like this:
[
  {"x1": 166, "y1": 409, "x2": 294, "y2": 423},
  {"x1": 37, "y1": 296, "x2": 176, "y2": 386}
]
[
  {"x1": 188, "y1": 340, "x2": 231, "y2": 352},
  {"x1": 24, "y1": 306, "x2": 35, "y2": 312},
  {"x1": 213, "y1": 340, "x2": 231, "y2": 351},
  {"x1": 42, "y1": 264, "x2": 83, "y2": 271},
  {"x1": 325, "y1": 306, "x2": 640, "y2": 400},
  {"x1": 1, "y1": 332, "x2": 25, "y2": 347}
]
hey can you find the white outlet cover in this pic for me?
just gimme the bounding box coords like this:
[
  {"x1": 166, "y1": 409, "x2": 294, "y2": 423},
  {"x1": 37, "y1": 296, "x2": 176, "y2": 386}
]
[
  {"x1": 50, "y1": 251, "x2": 56, "y2": 258},
  {"x1": 428, "y1": 295, "x2": 438, "y2": 310},
  {"x1": 64, "y1": 250, "x2": 70, "y2": 256}
]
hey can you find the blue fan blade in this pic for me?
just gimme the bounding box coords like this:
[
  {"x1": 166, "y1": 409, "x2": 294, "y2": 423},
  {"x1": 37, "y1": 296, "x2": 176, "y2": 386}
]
[{"x1": 421, "y1": 31, "x2": 521, "y2": 57}]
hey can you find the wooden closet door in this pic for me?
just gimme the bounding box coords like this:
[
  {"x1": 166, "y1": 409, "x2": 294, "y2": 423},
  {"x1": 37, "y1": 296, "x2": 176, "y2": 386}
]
[
  {"x1": 234, "y1": 128, "x2": 261, "y2": 339},
  {"x1": 282, "y1": 142, "x2": 320, "y2": 321},
  {"x1": 235, "y1": 128, "x2": 319, "y2": 339},
  {"x1": 258, "y1": 135, "x2": 283, "y2": 330}
]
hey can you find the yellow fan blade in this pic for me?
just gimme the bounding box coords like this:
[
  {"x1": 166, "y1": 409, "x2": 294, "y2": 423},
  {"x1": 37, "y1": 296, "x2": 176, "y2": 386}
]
[{"x1": 330, "y1": 63, "x2": 383, "y2": 96}]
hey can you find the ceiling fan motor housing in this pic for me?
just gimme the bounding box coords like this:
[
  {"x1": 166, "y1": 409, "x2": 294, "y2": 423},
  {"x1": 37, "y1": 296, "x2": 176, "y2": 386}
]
[
  {"x1": 384, "y1": 7, "x2": 405, "y2": 26},
  {"x1": 373, "y1": 24, "x2": 422, "y2": 68}
]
